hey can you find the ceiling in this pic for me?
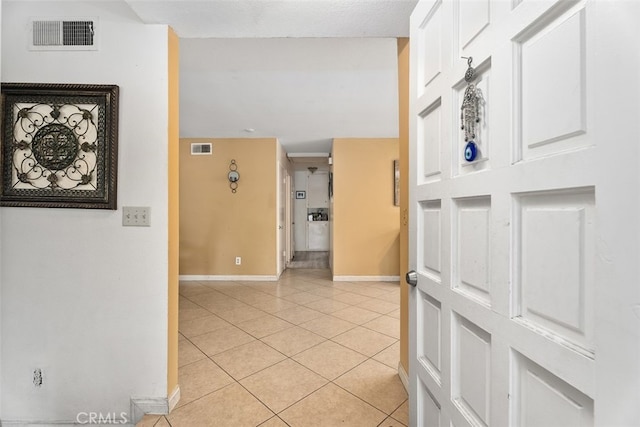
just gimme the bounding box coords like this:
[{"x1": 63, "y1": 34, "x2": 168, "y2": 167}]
[
  {"x1": 124, "y1": 0, "x2": 418, "y2": 38},
  {"x1": 124, "y1": 0, "x2": 418, "y2": 154}
]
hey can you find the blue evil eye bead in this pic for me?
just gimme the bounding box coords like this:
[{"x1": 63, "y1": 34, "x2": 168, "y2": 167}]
[{"x1": 464, "y1": 141, "x2": 478, "y2": 162}]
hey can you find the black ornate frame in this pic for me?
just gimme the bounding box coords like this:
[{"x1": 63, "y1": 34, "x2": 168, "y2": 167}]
[{"x1": 0, "y1": 83, "x2": 119, "y2": 209}]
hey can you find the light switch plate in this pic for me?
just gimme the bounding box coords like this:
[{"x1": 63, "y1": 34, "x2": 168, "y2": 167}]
[{"x1": 123, "y1": 206, "x2": 150, "y2": 227}]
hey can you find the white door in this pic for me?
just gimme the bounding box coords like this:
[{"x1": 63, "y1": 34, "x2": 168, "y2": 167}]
[{"x1": 408, "y1": 1, "x2": 640, "y2": 426}]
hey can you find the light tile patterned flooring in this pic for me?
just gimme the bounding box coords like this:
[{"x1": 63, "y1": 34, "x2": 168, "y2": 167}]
[{"x1": 138, "y1": 268, "x2": 408, "y2": 427}]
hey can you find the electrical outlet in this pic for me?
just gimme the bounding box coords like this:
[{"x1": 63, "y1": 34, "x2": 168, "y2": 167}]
[
  {"x1": 235, "y1": 257, "x2": 241, "y2": 265},
  {"x1": 33, "y1": 368, "x2": 43, "y2": 387},
  {"x1": 123, "y1": 206, "x2": 150, "y2": 227}
]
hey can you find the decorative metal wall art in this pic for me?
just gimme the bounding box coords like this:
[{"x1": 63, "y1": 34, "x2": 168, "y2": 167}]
[
  {"x1": 1, "y1": 83, "x2": 119, "y2": 209},
  {"x1": 460, "y1": 57, "x2": 481, "y2": 162},
  {"x1": 228, "y1": 159, "x2": 240, "y2": 193}
]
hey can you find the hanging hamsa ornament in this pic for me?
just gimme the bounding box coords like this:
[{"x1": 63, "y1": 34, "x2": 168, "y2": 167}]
[{"x1": 461, "y1": 57, "x2": 480, "y2": 162}]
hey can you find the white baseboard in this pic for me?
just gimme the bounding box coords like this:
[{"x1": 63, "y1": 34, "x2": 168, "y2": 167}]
[
  {"x1": 1, "y1": 388, "x2": 181, "y2": 427},
  {"x1": 130, "y1": 385, "x2": 180, "y2": 424},
  {"x1": 1, "y1": 417, "x2": 132, "y2": 427},
  {"x1": 168, "y1": 385, "x2": 181, "y2": 412},
  {"x1": 179, "y1": 275, "x2": 278, "y2": 281},
  {"x1": 398, "y1": 361, "x2": 409, "y2": 393},
  {"x1": 1, "y1": 421, "x2": 78, "y2": 426},
  {"x1": 332, "y1": 275, "x2": 401, "y2": 282}
]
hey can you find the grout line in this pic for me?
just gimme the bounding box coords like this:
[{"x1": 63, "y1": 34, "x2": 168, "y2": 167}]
[
  {"x1": 208, "y1": 343, "x2": 289, "y2": 382},
  {"x1": 270, "y1": 380, "x2": 332, "y2": 417},
  {"x1": 168, "y1": 382, "x2": 237, "y2": 414},
  {"x1": 177, "y1": 270, "x2": 404, "y2": 423},
  {"x1": 233, "y1": 376, "x2": 280, "y2": 420},
  {"x1": 330, "y1": 378, "x2": 393, "y2": 417},
  {"x1": 257, "y1": 415, "x2": 292, "y2": 427}
]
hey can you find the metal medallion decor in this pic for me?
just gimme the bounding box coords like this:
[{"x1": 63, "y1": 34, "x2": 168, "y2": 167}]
[
  {"x1": 1, "y1": 83, "x2": 119, "y2": 209},
  {"x1": 228, "y1": 159, "x2": 240, "y2": 193}
]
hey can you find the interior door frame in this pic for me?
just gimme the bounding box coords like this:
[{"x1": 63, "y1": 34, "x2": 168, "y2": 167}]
[
  {"x1": 285, "y1": 171, "x2": 293, "y2": 265},
  {"x1": 277, "y1": 162, "x2": 288, "y2": 276}
]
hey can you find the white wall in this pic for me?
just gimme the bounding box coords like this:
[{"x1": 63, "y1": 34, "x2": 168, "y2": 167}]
[{"x1": 1, "y1": 1, "x2": 169, "y2": 422}]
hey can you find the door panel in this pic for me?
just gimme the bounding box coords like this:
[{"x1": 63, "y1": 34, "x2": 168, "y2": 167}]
[
  {"x1": 515, "y1": 188, "x2": 595, "y2": 355},
  {"x1": 419, "y1": 100, "x2": 442, "y2": 181},
  {"x1": 452, "y1": 196, "x2": 492, "y2": 305},
  {"x1": 513, "y1": 352, "x2": 594, "y2": 427},
  {"x1": 459, "y1": 0, "x2": 490, "y2": 49},
  {"x1": 419, "y1": 292, "x2": 442, "y2": 381},
  {"x1": 516, "y1": 5, "x2": 590, "y2": 161},
  {"x1": 417, "y1": 3, "x2": 443, "y2": 93},
  {"x1": 452, "y1": 314, "x2": 491, "y2": 426},
  {"x1": 421, "y1": 201, "x2": 442, "y2": 280},
  {"x1": 409, "y1": 0, "x2": 640, "y2": 426}
]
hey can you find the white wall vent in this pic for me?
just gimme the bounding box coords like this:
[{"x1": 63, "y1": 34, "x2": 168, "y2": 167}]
[
  {"x1": 191, "y1": 143, "x2": 213, "y2": 155},
  {"x1": 30, "y1": 18, "x2": 98, "y2": 51}
]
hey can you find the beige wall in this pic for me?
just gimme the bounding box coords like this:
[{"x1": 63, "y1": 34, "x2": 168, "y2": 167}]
[
  {"x1": 397, "y1": 38, "x2": 410, "y2": 374},
  {"x1": 180, "y1": 138, "x2": 278, "y2": 276},
  {"x1": 332, "y1": 138, "x2": 400, "y2": 277},
  {"x1": 167, "y1": 27, "x2": 180, "y2": 397}
]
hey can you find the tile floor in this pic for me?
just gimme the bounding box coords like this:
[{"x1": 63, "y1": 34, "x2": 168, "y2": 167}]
[{"x1": 137, "y1": 268, "x2": 408, "y2": 427}]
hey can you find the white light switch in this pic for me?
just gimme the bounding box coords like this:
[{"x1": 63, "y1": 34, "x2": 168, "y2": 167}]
[{"x1": 123, "y1": 206, "x2": 150, "y2": 227}]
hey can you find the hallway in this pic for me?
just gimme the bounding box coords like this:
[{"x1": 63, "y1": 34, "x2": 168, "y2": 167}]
[{"x1": 139, "y1": 269, "x2": 408, "y2": 426}]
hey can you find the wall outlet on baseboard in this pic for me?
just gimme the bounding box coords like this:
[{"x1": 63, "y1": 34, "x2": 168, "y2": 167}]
[{"x1": 235, "y1": 257, "x2": 241, "y2": 265}]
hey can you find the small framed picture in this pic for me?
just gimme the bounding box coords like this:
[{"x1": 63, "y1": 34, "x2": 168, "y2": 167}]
[{"x1": 296, "y1": 191, "x2": 306, "y2": 199}]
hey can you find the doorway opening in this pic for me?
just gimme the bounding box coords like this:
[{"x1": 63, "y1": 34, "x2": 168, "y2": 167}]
[{"x1": 288, "y1": 153, "x2": 331, "y2": 272}]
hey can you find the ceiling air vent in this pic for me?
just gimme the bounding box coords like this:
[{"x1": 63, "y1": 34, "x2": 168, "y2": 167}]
[
  {"x1": 30, "y1": 18, "x2": 98, "y2": 51},
  {"x1": 191, "y1": 143, "x2": 213, "y2": 155}
]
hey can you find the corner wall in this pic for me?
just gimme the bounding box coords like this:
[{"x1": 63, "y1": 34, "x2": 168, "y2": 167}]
[
  {"x1": 167, "y1": 27, "x2": 180, "y2": 402},
  {"x1": 1, "y1": 1, "x2": 170, "y2": 421},
  {"x1": 179, "y1": 138, "x2": 278, "y2": 278},
  {"x1": 332, "y1": 138, "x2": 400, "y2": 279}
]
